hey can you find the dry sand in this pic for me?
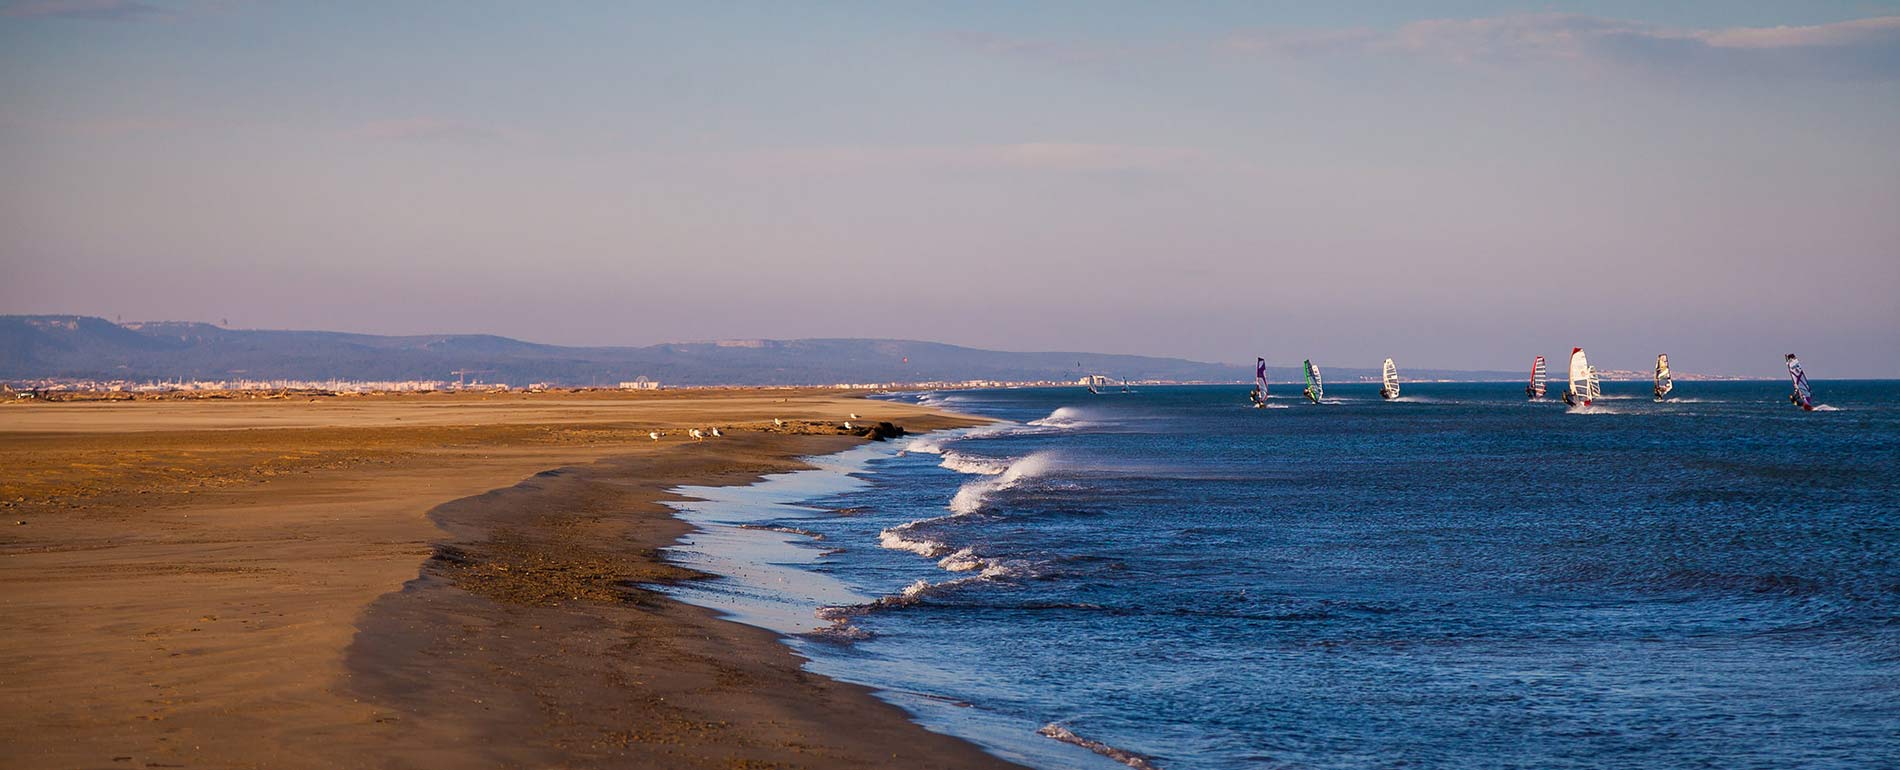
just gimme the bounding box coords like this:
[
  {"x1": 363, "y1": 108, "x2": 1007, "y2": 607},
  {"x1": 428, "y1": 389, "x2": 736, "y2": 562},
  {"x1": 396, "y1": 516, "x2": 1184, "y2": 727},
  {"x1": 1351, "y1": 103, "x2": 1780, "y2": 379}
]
[{"x1": 0, "y1": 390, "x2": 1019, "y2": 769}]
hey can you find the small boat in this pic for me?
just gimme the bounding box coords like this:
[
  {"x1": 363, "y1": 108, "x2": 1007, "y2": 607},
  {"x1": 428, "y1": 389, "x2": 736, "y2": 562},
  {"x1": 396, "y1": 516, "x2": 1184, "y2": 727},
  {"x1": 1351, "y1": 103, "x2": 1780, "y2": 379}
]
[
  {"x1": 1785, "y1": 354, "x2": 1815, "y2": 411},
  {"x1": 1250, "y1": 357, "x2": 1268, "y2": 408},
  {"x1": 1379, "y1": 358, "x2": 1400, "y2": 400},
  {"x1": 1527, "y1": 355, "x2": 1547, "y2": 400},
  {"x1": 1653, "y1": 354, "x2": 1674, "y2": 402},
  {"x1": 1302, "y1": 360, "x2": 1324, "y2": 404},
  {"x1": 1562, "y1": 348, "x2": 1599, "y2": 407}
]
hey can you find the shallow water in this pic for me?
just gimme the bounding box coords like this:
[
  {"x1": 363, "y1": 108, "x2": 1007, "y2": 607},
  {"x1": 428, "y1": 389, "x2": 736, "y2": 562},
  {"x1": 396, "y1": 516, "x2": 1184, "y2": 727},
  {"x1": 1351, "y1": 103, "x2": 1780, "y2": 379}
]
[{"x1": 666, "y1": 381, "x2": 1900, "y2": 769}]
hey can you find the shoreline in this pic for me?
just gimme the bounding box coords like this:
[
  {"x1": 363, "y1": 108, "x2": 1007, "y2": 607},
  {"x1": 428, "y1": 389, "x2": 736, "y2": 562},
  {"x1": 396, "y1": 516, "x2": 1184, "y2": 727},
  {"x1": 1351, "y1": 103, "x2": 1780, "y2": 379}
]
[
  {"x1": 0, "y1": 390, "x2": 1020, "y2": 769},
  {"x1": 346, "y1": 431, "x2": 1027, "y2": 769}
]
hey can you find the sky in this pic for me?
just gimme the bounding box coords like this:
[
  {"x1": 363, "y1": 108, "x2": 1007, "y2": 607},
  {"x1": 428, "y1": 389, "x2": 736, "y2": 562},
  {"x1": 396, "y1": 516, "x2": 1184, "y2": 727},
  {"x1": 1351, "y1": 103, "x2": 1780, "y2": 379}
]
[{"x1": 2, "y1": 1, "x2": 1897, "y2": 377}]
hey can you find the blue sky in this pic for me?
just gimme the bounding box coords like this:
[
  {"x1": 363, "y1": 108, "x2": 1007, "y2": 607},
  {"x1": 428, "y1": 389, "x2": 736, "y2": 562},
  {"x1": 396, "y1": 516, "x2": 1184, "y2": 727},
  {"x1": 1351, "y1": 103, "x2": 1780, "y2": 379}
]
[{"x1": 2, "y1": 1, "x2": 1897, "y2": 376}]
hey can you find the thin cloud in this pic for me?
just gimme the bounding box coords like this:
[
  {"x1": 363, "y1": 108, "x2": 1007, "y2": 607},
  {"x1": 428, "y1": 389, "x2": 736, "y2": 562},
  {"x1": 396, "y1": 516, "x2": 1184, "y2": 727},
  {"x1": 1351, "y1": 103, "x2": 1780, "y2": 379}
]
[
  {"x1": 1694, "y1": 16, "x2": 1900, "y2": 49},
  {"x1": 1, "y1": 0, "x2": 166, "y2": 20},
  {"x1": 1225, "y1": 13, "x2": 1900, "y2": 79}
]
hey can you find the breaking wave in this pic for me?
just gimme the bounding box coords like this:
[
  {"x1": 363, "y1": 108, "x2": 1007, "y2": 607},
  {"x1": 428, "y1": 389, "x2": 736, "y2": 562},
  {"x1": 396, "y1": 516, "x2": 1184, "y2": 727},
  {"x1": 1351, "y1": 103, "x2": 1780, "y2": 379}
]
[
  {"x1": 940, "y1": 451, "x2": 1010, "y2": 475},
  {"x1": 876, "y1": 450, "x2": 1053, "y2": 558},
  {"x1": 905, "y1": 405, "x2": 1095, "y2": 459},
  {"x1": 1038, "y1": 723, "x2": 1161, "y2": 770},
  {"x1": 948, "y1": 452, "x2": 1054, "y2": 515},
  {"x1": 815, "y1": 572, "x2": 1004, "y2": 622},
  {"x1": 1028, "y1": 406, "x2": 1094, "y2": 428},
  {"x1": 936, "y1": 546, "x2": 1037, "y2": 579},
  {"x1": 803, "y1": 622, "x2": 875, "y2": 643},
  {"x1": 879, "y1": 526, "x2": 951, "y2": 558}
]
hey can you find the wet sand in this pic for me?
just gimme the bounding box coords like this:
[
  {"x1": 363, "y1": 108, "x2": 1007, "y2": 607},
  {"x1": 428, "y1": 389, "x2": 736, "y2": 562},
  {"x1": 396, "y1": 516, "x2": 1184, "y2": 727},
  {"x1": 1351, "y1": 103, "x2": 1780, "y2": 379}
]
[{"x1": 0, "y1": 390, "x2": 1018, "y2": 769}]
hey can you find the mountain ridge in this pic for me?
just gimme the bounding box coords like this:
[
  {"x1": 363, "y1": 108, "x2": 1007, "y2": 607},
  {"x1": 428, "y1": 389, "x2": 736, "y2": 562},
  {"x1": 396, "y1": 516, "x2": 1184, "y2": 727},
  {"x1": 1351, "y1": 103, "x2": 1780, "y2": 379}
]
[{"x1": 0, "y1": 315, "x2": 1524, "y2": 386}]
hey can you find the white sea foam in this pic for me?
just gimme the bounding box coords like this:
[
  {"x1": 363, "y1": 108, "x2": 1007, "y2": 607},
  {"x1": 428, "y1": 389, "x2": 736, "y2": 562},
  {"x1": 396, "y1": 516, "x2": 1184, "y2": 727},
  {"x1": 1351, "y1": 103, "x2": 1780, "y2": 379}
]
[
  {"x1": 816, "y1": 575, "x2": 992, "y2": 621},
  {"x1": 937, "y1": 546, "x2": 985, "y2": 572},
  {"x1": 905, "y1": 436, "x2": 948, "y2": 455},
  {"x1": 1037, "y1": 724, "x2": 1161, "y2": 770},
  {"x1": 805, "y1": 622, "x2": 874, "y2": 642},
  {"x1": 935, "y1": 547, "x2": 1036, "y2": 579},
  {"x1": 940, "y1": 451, "x2": 1010, "y2": 475},
  {"x1": 948, "y1": 452, "x2": 1054, "y2": 515},
  {"x1": 1812, "y1": 404, "x2": 1842, "y2": 411},
  {"x1": 1389, "y1": 395, "x2": 1455, "y2": 404},
  {"x1": 903, "y1": 421, "x2": 1028, "y2": 456},
  {"x1": 1028, "y1": 406, "x2": 1092, "y2": 428},
  {"x1": 879, "y1": 524, "x2": 951, "y2": 558},
  {"x1": 735, "y1": 523, "x2": 825, "y2": 540}
]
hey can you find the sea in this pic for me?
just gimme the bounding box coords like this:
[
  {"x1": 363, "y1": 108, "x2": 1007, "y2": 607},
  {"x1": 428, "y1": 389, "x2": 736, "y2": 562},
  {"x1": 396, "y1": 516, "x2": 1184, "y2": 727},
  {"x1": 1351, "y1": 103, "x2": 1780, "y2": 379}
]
[{"x1": 661, "y1": 380, "x2": 1899, "y2": 770}]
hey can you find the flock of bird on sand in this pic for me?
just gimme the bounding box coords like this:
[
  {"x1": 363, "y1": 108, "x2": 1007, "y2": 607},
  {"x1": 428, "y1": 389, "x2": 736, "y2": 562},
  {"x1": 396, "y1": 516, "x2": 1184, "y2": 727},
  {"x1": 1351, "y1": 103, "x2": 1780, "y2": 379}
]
[{"x1": 647, "y1": 413, "x2": 862, "y2": 442}]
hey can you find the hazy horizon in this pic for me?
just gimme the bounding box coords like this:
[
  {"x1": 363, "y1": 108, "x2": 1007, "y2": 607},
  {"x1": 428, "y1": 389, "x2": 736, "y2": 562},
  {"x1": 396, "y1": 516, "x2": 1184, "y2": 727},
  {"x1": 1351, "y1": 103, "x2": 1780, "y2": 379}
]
[{"x1": 4, "y1": 1, "x2": 1897, "y2": 378}]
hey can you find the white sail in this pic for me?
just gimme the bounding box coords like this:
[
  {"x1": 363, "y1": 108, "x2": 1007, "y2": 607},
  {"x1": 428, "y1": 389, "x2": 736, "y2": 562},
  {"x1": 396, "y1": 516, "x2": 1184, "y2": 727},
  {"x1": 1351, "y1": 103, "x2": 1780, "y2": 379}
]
[
  {"x1": 1587, "y1": 365, "x2": 1601, "y2": 401},
  {"x1": 1565, "y1": 348, "x2": 1592, "y2": 406},
  {"x1": 1380, "y1": 358, "x2": 1400, "y2": 399}
]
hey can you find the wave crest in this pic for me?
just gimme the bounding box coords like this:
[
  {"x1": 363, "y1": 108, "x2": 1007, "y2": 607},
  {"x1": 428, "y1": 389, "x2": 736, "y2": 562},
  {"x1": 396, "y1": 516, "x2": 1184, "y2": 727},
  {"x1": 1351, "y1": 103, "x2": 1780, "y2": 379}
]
[
  {"x1": 879, "y1": 525, "x2": 951, "y2": 558},
  {"x1": 1028, "y1": 406, "x2": 1093, "y2": 428},
  {"x1": 947, "y1": 452, "x2": 1053, "y2": 515},
  {"x1": 940, "y1": 451, "x2": 1010, "y2": 475}
]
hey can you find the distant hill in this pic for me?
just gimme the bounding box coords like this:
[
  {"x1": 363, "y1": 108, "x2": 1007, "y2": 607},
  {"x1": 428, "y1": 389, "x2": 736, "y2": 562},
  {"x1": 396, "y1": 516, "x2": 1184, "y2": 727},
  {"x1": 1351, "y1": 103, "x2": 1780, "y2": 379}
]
[{"x1": 0, "y1": 315, "x2": 1521, "y2": 386}]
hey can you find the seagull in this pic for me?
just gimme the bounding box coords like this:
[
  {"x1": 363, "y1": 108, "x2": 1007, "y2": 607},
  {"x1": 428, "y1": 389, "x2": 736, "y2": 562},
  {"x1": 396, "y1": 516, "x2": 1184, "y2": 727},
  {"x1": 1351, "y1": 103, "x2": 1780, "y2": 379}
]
[
  {"x1": 843, "y1": 422, "x2": 853, "y2": 431},
  {"x1": 689, "y1": 429, "x2": 705, "y2": 440},
  {"x1": 649, "y1": 432, "x2": 661, "y2": 441},
  {"x1": 849, "y1": 413, "x2": 861, "y2": 419},
  {"x1": 710, "y1": 428, "x2": 722, "y2": 437},
  {"x1": 773, "y1": 418, "x2": 784, "y2": 427}
]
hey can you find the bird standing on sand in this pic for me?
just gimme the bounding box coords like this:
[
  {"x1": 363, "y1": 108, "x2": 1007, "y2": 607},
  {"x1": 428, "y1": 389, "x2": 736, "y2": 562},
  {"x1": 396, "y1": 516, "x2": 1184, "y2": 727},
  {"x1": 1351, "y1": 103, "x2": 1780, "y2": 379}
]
[
  {"x1": 849, "y1": 413, "x2": 860, "y2": 420},
  {"x1": 773, "y1": 418, "x2": 784, "y2": 427},
  {"x1": 843, "y1": 422, "x2": 853, "y2": 431},
  {"x1": 710, "y1": 428, "x2": 722, "y2": 437},
  {"x1": 649, "y1": 432, "x2": 661, "y2": 441},
  {"x1": 690, "y1": 429, "x2": 705, "y2": 440}
]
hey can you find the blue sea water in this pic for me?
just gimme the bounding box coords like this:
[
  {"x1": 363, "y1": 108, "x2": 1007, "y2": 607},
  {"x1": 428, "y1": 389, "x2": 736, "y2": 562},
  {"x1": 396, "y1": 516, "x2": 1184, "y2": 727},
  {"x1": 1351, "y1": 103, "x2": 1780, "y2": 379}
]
[{"x1": 663, "y1": 381, "x2": 1900, "y2": 769}]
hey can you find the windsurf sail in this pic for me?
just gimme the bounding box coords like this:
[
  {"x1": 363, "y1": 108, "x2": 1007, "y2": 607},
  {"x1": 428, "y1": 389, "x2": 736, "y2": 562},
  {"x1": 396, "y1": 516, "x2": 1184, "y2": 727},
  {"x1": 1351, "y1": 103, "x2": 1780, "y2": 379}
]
[
  {"x1": 1380, "y1": 358, "x2": 1400, "y2": 400},
  {"x1": 1251, "y1": 358, "x2": 1268, "y2": 407},
  {"x1": 1588, "y1": 365, "x2": 1601, "y2": 402},
  {"x1": 1302, "y1": 360, "x2": 1323, "y2": 404},
  {"x1": 1653, "y1": 354, "x2": 1673, "y2": 401},
  {"x1": 1786, "y1": 354, "x2": 1814, "y2": 410},
  {"x1": 1528, "y1": 355, "x2": 1547, "y2": 399},
  {"x1": 1564, "y1": 348, "x2": 1592, "y2": 406}
]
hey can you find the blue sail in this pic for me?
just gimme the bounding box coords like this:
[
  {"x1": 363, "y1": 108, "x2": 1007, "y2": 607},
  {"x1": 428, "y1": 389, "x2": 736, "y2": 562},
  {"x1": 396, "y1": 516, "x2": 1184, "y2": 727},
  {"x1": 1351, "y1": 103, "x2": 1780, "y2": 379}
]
[{"x1": 1786, "y1": 354, "x2": 1814, "y2": 409}]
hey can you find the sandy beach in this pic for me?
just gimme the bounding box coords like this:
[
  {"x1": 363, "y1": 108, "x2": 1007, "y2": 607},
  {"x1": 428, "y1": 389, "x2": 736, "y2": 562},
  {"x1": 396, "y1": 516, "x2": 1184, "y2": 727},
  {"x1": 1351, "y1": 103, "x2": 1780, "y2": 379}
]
[{"x1": 0, "y1": 389, "x2": 1020, "y2": 769}]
